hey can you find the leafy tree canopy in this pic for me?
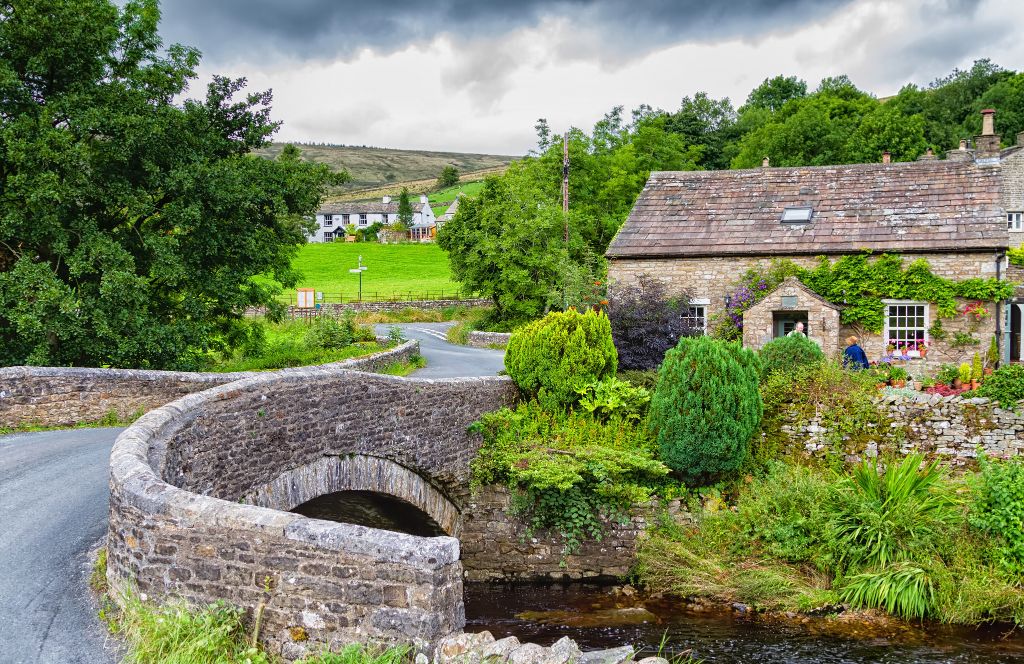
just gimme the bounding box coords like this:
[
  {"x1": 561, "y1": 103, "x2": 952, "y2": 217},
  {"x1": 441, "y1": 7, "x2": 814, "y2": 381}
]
[
  {"x1": 0, "y1": 0, "x2": 347, "y2": 369},
  {"x1": 436, "y1": 165, "x2": 459, "y2": 188}
]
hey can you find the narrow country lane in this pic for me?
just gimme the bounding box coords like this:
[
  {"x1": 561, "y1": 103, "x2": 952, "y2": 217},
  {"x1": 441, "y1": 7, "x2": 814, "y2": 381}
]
[
  {"x1": 0, "y1": 327, "x2": 504, "y2": 663},
  {"x1": 0, "y1": 428, "x2": 123, "y2": 664}
]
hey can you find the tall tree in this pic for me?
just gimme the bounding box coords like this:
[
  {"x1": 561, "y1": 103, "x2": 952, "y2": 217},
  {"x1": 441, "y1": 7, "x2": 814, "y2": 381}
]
[
  {"x1": 436, "y1": 165, "x2": 459, "y2": 188},
  {"x1": 0, "y1": 0, "x2": 346, "y2": 369},
  {"x1": 743, "y1": 75, "x2": 808, "y2": 113},
  {"x1": 396, "y1": 187, "x2": 414, "y2": 229}
]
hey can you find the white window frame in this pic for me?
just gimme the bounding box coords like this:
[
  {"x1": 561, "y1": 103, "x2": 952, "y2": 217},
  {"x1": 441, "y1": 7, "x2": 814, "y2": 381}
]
[
  {"x1": 341, "y1": 214, "x2": 350, "y2": 224},
  {"x1": 883, "y1": 300, "x2": 929, "y2": 350},
  {"x1": 1010, "y1": 211, "x2": 1023, "y2": 232},
  {"x1": 684, "y1": 298, "x2": 710, "y2": 334},
  {"x1": 359, "y1": 214, "x2": 368, "y2": 226},
  {"x1": 322, "y1": 231, "x2": 334, "y2": 242},
  {"x1": 323, "y1": 214, "x2": 333, "y2": 226}
]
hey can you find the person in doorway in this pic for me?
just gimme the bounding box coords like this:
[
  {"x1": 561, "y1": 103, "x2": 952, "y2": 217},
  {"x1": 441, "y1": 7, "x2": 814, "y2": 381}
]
[
  {"x1": 787, "y1": 321, "x2": 806, "y2": 337},
  {"x1": 843, "y1": 335, "x2": 869, "y2": 370}
]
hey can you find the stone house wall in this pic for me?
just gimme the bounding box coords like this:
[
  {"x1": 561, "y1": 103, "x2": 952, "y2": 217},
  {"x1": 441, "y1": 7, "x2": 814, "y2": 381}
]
[
  {"x1": 773, "y1": 392, "x2": 1024, "y2": 465},
  {"x1": 0, "y1": 339, "x2": 419, "y2": 429},
  {"x1": 1003, "y1": 143, "x2": 1024, "y2": 249},
  {"x1": 741, "y1": 279, "x2": 840, "y2": 352},
  {"x1": 607, "y1": 252, "x2": 1003, "y2": 373}
]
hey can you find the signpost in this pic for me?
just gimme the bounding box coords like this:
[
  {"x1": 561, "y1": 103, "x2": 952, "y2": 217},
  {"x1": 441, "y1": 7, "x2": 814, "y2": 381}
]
[{"x1": 348, "y1": 255, "x2": 368, "y2": 301}]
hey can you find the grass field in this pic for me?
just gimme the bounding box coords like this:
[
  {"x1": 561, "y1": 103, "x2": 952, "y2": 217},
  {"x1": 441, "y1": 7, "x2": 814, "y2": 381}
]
[
  {"x1": 428, "y1": 180, "x2": 486, "y2": 216},
  {"x1": 287, "y1": 243, "x2": 461, "y2": 301}
]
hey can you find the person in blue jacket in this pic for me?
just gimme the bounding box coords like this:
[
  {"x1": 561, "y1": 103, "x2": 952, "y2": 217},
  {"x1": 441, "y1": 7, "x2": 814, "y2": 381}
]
[{"x1": 843, "y1": 335, "x2": 869, "y2": 370}]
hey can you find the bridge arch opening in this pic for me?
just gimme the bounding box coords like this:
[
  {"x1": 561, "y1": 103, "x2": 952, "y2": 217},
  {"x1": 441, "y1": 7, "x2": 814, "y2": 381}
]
[
  {"x1": 241, "y1": 454, "x2": 462, "y2": 537},
  {"x1": 291, "y1": 490, "x2": 447, "y2": 537}
]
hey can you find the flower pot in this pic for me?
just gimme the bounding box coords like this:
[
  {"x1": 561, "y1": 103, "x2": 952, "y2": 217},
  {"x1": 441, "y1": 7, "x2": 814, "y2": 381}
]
[
  {"x1": 953, "y1": 379, "x2": 963, "y2": 389},
  {"x1": 970, "y1": 380, "x2": 980, "y2": 390},
  {"x1": 985, "y1": 367, "x2": 994, "y2": 376},
  {"x1": 907, "y1": 350, "x2": 921, "y2": 358},
  {"x1": 913, "y1": 381, "x2": 923, "y2": 391},
  {"x1": 894, "y1": 379, "x2": 906, "y2": 388},
  {"x1": 875, "y1": 383, "x2": 886, "y2": 390}
]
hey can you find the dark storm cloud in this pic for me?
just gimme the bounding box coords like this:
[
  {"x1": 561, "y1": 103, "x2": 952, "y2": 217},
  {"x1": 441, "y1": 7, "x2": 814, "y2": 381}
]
[{"x1": 157, "y1": 0, "x2": 855, "y2": 64}]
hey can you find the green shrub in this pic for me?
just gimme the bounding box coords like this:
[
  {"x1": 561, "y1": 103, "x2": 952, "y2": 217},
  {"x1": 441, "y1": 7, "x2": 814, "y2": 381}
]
[
  {"x1": 574, "y1": 377, "x2": 651, "y2": 423},
  {"x1": 969, "y1": 455, "x2": 1024, "y2": 577},
  {"x1": 972, "y1": 353, "x2": 983, "y2": 381},
  {"x1": 648, "y1": 336, "x2": 762, "y2": 485},
  {"x1": 840, "y1": 563, "x2": 937, "y2": 620},
  {"x1": 617, "y1": 369, "x2": 659, "y2": 390},
  {"x1": 504, "y1": 309, "x2": 617, "y2": 410},
  {"x1": 958, "y1": 363, "x2": 972, "y2": 384},
  {"x1": 470, "y1": 402, "x2": 668, "y2": 554},
  {"x1": 937, "y1": 364, "x2": 959, "y2": 385},
  {"x1": 758, "y1": 335, "x2": 824, "y2": 378},
  {"x1": 974, "y1": 364, "x2": 1024, "y2": 408},
  {"x1": 304, "y1": 310, "x2": 373, "y2": 351},
  {"x1": 831, "y1": 454, "x2": 960, "y2": 570}
]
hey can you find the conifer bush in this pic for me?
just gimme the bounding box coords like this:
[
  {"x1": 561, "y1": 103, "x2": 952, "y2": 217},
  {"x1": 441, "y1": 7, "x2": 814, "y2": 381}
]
[
  {"x1": 648, "y1": 336, "x2": 762, "y2": 485},
  {"x1": 504, "y1": 309, "x2": 618, "y2": 410}
]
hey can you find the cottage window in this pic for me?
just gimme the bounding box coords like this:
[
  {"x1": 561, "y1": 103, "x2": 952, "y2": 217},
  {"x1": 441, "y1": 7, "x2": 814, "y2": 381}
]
[
  {"x1": 359, "y1": 214, "x2": 367, "y2": 226},
  {"x1": 382, "y1": 214, "x2": 389, "y2": 223},
  {"x1": 342, "y1": 214, "x2": 350, "y2": 224},
  {"x1": 323, "y1": 214, "x2": 333, "y2": 226},
  {"x1": 323, "y1": 231, "x2": 334, "y2": 242},
  {"x1": 683, "y1": 299, "x2": 709, "y2": 334},
  {"x1": 1009, "y1": 212, "x2": 1023, "y2": 232},
  {"x1": 884, "y1": 302, "x2": 928, "y2": 350}
]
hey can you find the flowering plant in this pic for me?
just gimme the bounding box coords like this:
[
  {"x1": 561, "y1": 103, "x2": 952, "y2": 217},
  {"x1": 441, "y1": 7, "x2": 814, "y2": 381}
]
[{"x1": 964, "y1": 301, "x2": 990, "y2": 321}]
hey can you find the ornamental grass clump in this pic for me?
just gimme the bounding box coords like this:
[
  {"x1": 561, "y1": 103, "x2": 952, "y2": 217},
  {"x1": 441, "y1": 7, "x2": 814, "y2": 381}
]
[
  {"x1": 648, "y1": 336, "x2": 762, "y2": 485},
  {"x1": 504, "y1": 309, "x2": 617, "y2": 411}
]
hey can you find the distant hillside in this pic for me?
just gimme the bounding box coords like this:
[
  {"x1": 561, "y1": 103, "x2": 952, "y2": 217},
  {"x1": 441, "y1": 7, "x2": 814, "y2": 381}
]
[{"x1": 255, "y1": 143, "x2": 518, "y2": 194}]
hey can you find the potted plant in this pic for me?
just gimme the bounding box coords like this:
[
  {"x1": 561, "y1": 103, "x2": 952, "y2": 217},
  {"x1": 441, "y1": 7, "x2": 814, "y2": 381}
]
[
  {"x1": 986, "y1": 335, "x2": 998, "y2": 375},
  {"x1": 919, "y1": 341, "x2": 929, "y2": 359},
  {"x1": 957, "y1": 362, "x2": 972, "y2": 390},
  {"x1": 886, "y1": 339, "x2": 897, "y2": 355},
  {"x1": 890, "y1": 365, "x2": 909, "y2": 388},
  {"x1": 971, "y1": 352, "x2": 983, "y2": 389},
  {"x1": 937, "y1": 363, "x2": 959, "y2": 387}
]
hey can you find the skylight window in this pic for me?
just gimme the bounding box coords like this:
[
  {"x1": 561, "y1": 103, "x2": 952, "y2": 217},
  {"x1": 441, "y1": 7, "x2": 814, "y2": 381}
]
[{"x1": 781, "y1": 206, "x2": 813, "y2": 223}]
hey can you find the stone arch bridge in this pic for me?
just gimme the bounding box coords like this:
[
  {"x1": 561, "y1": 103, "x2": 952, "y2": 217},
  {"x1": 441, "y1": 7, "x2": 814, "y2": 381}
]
[{"x1": 106, "y1": 365, "x2": 517, "y2": 660}]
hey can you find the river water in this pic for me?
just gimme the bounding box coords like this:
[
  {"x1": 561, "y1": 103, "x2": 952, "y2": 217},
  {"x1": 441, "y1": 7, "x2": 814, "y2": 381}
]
[{"x1": 295, "y1": 490, "x2": 1024, "y2": 663}]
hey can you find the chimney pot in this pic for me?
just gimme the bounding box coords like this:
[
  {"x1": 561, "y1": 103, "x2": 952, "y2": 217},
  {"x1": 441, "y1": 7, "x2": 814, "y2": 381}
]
[
  {"x1": 882, "y1": 151, "x2": 891, "y2": 164},
  {"x1": 981, "y1": 109, "x2": 996, "y2": 136},
  {"x1": 762, "y1": 156, "x2": 770, "y2": 168},
  {"x1": 382, "y1": 195, "x2": 391, "y2": 204},
  {"x1": 959, "y1": 139, "x2": 968, "y2": 151}
]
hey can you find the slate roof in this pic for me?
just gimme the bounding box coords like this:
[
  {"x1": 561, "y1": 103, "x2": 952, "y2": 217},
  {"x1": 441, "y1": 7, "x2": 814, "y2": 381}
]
[
  {"x1": 606, "y1": 160, "x2": 1007, "y2": 259},
  {"x1": 319, "y1": 200, "x2": 427, "y2": 215}
]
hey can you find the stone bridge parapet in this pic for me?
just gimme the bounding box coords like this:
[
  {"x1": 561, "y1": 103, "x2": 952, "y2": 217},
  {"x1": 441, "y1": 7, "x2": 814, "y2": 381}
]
[{"x1": 106, "y1": 364, "x2": 517, "y2": 660}]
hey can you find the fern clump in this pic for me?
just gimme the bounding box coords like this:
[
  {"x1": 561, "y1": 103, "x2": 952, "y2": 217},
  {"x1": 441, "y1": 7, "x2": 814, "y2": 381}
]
[
  {"x1": 648, "y1": 336, "x2": 762, "y2": 485},
  {"x1": 504, "y1": 309, "x2": 617, "y2": 411}
]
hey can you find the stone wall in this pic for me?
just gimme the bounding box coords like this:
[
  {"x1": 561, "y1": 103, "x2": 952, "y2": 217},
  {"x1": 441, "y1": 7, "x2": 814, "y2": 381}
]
[
  {"x1": 106, "y1": 367, "x2": 519, "y2": 660},
  {"x1": 0, "y1": 339, "x2": 419, "y2": 429},
  {"x1": 460, "y1": 486, "x2": 691, "y2": 582},
  {"x1": 1004, "y1": 145, "x2": 1024, "y2": 249},
  {"x1": 247, "y1": 298, "x2": 492, "y2": 317},
  {"x1": 741, "y1": 278, "x2": 841, "y2": 352},
  {"x1": 607, "y1": 252, "x2": 1003, "y2": 372},
  {"x1": 774, "y1": 391, "x2": 1024, "y2": 464},
  {"x1": 466, "y1": 331, "x2": 512, "y2": 349}
]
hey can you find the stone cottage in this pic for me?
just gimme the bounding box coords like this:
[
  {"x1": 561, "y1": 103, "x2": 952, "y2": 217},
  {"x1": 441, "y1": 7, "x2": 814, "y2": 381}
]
[{"x1": 606, "y1": 110, "x2": 1023, "y2": 372}]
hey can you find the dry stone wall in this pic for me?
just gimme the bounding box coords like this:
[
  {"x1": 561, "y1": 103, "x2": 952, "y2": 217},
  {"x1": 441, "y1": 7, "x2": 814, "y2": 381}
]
[
  {"x1": 774, "y1": 392, "x2": 1024, "y2": 464},
  {"x1": 0, "y1": 339, "x2": 418, "y2": 429},
  {"x1": 106, "y1": 366, "x2": 518, "y2": 660},
  {"x1": 466, "y1": 331, "x2": 512, "y2": 348}
]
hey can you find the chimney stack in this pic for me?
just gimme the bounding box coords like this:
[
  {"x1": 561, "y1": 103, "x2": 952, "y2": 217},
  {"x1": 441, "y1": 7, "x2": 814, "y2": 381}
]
[
  {"x1": 959, "y1": 139, "x2": 968, "y2": 151},
  {"x1": 918, "y1": 147, "x2": 937, "y2": 161},
  {"x1": 762, "y1": 156, "x2": 770, "y2": 168},
  {"x1": 382, "y1": 195, "x2": 391, "y2": 204},
  {"x1": 975, "y1": 109, "x2": 1001, "y2": 159},
  {"x1": 981, "y1": 109, "x2": 996, "y2": 136},
  {"x1": 882, "y1": 151, "x2": 891, "y2": 164}
]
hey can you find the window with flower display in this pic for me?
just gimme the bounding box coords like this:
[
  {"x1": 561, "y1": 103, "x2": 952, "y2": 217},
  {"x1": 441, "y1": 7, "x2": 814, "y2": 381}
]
[{"x1": 884, "y1": 301, "x2": 927, "y2": 351}]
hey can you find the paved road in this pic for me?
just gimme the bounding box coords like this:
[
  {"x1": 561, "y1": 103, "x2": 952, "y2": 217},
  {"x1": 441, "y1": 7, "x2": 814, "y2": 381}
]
[
  {"x1": 0, "y1": 328, "x2": 503, "y2": 663},
  {"x1": 374, "y1": 322, "x2": 505, "y2": 379},
  {"x1": 0, "y1": 428, "x2": 123, "y2": 664}
]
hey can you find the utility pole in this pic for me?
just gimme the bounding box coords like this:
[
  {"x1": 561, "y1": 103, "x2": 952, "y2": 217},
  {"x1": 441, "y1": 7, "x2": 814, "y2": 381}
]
[{"x1": 562, "y1": 132, "x2": 569, "y2": 310}]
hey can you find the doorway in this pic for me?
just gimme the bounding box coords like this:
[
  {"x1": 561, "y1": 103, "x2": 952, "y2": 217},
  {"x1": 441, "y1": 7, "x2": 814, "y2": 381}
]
[
  {"x1": 773, "y1": 311, "x2": 809, "y2": 339},
  {"x1": 1012, "y1": 303, "x2": 1022, "y2": 362}
]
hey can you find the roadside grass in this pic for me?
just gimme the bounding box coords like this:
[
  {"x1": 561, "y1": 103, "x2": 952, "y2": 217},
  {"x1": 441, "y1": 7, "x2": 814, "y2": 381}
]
[
  {"x1": 354, "y1": 305, "x2": 490, "y2": 325},
  {"x1": 376, "y1": 354, "x2": 427, "y2": 377},
  {"x1": 0, "y1": 408, "x2": 144, "y2": 437},
  {"x1": 445, "y1": 307, "x2": 522, "y2": 345},
  {"x1": 285, "y1": 243, "x2": 460, "y2": 301},
  {"x1": 90, "y1": 547, "x2": 108, "y2": 594}
]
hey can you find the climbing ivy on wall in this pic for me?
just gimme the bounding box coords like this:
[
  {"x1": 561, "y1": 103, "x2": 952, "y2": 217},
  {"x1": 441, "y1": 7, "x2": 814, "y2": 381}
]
[{"x1": 715, "y1": 253, "x2": 1015, "y2": 337}]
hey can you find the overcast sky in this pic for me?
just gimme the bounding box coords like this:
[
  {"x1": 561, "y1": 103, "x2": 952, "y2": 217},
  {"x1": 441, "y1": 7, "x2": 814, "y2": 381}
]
[{"x1": 157, "y1": 0, "x2": 1024, "y2": 155}]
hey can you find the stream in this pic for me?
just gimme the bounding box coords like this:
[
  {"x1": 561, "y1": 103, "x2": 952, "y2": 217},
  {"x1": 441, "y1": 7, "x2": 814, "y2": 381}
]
[{"x1": 294, "y1": 490, "x2": 1024, "y2": 663}]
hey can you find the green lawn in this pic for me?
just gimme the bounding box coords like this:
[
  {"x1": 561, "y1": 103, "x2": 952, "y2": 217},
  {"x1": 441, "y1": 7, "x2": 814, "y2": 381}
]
[{"x1": 287, "y1": 242, "x2": 461, "y2": 302}]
